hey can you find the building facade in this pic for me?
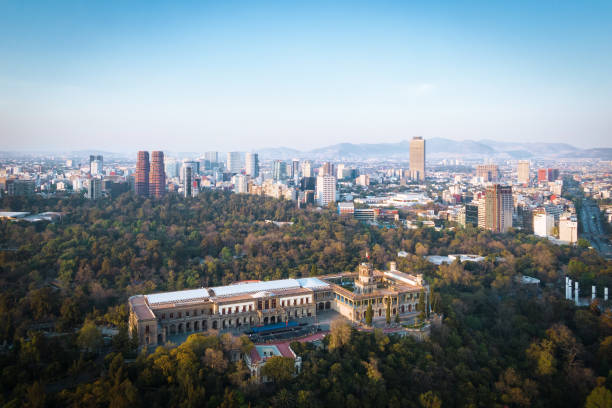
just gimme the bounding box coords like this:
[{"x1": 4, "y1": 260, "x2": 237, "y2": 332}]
[
  {"x1": 245, "y1": 153, "x2": 259, "y2": 178},
  {"x1": 87, "y1": 178, "x2": 102, "y2": 200},
  {"x1": 484, "y1": 184, "x2": 513, "y2": 233},
  {"x1": 149, "y1": 151, "x2": 166, "y2": 198},
  {"x1": 128, "y1": 263, "x2": 428, "y2": 347},
  {"x1": 227, "y1": 152, "x2": 243, "y2": 174},
  {"x1": 316, "y1": 175, "x2": 336, "y2": 207},
  {"x1": 517, "y1": 160, "x2": 530, "y2": 184},
  {"x1": 409, "y1": 136, "x2": 426, "y2": 181},
  {"x1": 135, "y1": 151, "x2": 150, "y2": 197},
  {"x1": 476, "y1": 164, "x2": 499, "y2": 182}
]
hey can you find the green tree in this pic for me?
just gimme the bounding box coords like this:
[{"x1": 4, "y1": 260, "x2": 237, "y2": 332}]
[
  {"x1": 77, "y1": 320, "x2": 103, "y2": 353},
  {"x1": 366, "y1": 303, "x2": 373, "y2": 326},
  {"x1": 585, "y1": 385, "x2": 612, "y2": 408},
  {"x1": 386, "y1": 299, "x2": 391, "y2": 325},
  {"x1": 260, "y1": 356, "x2": 295, "y2": 383},
  {"x1": 419, "y1": 391, "x2": 442, "y2": 408},
  {"x1": 329, "y1": 320, "x2": 351, "y2": 350}
]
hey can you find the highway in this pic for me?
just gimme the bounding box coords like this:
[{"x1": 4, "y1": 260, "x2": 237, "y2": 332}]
[{"x1": 580, "y1": 198, "x2": 612, "y2": 260}]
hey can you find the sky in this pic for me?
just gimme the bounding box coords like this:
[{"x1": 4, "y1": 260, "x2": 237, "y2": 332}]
[{"x1": 0, "y1": 0, "x2": 611, "y2": 152}]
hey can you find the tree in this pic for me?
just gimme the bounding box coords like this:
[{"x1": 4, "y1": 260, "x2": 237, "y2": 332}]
[
  {"x1": 365, "y1": 303, "x2": 373, "y2": 326},
  {"x1": 386, "y1": 299, "x2": 391, "y2": 325},
  {"x1": 261, "y1": 356, "x2": 295, "y2": 383},
  {"x1": 585, "y1": 385, "x2": 612, "y2": 408},
  {"x1": 418, "y1": 291, "x2": 427, "y2": 321},
  {"x1": 329, "y1": 320, "x2": 351, "y2": 350},
  {"x1": 77, "y1": 320, "x2": 103, "y2": 353},
  {"x1": 419, "y1": 391, "x2": 441, "y2": 408}
]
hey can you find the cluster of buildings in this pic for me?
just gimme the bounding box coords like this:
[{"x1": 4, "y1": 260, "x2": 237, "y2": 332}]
[
  {"x1": 439, "y1": 161, "x2": 579, "y2": 243},
  {"x1": 0, "y1": 154, "x2": 133, "y2": 200}
]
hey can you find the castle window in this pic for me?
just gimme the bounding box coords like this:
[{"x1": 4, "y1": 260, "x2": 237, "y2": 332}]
[
  {"x1": 170, "y1": 313, "x2": 174, "y2": 318},
  {"x1": 161, "y1": 313, "x2": 166, "y2": 319}
]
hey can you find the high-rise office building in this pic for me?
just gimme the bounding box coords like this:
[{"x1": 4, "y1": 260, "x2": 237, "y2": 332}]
[
  {"x1": 316, "y1": 175, "x2": 337, "y2": 207},
  {"x1": 302, "y1": 160, "x2": 313, "y2": 178},
  {"x1": 273, "y1": 160, "x2": 286, "y2": 181},
  {"x1": 205, "y1": 151, "x2": 219, "y2": 165},
  {"x1": 149, "y1": 151, "x2": 166, "y2": 198},
  {"x1": 182, "y1": 166, "x2": 192, "y2": 198},
  {"x1": 319, "y1": 162, "x2": 334, "y2": 177},
  {"x1": 227, "y1": 152, "x2": 242, "y2": 174},
  {"x1": 89, "y1": 155, "x2": 103, "y2": 175},
  {"x1": 245, "y1": 153, "x2": 259, "y2": 178},
  {"x1": 165, "y1": 159, "x2": 179, "y2": 179},
  {"x1": 291, "y1": 159, "x2": 300, "y2": 180},
  {"x1": 181, "y1": 161, "x2": 198, "y2": 181},
  {"x1": 517, "y1": 161, "x2": 530, "y2": 184},
  {"x1": 538, "y1": 168, "x2": 560, "y2": 182},
  {"x1": 87, "y1": 178, "x2": 102, "y2": 200},
  {"x1": 476, "y1": 164, "x2": 500, "y2": 182},
  {"x1": 135, "y1": 151, "x2": 150, "y2": 197},
  {"x1": 336, "y1": 164, "x2": 345, "y2": 180},
  {"x1": 484, "y1": 185, "x2": 513, "y2": 233},
  {"x1": 409, "y1": 137, "x2": 426, "y2": 181}
]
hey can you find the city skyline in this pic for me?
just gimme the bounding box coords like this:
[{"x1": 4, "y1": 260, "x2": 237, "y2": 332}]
[{"x1": 1, "y1": 1, "x2": 611, "y2": 151}]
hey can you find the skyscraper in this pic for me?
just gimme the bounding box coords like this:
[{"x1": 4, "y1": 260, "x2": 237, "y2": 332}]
[
  {"x1": 182, "y1": 166, "x2": 192, "y2": 198},
  {"x1": 245, "y1": 153, "x2": 259, "y2": 178},
  {"x1": 165, "y1": 158, "x2": 179, "y2": 179},
  {"x1": 316, "y1": 175, "x2": 336, "y2": 207},
  {"x1": 409, "y1": 137, "x2": 426, "y2": 181},
  {"x1": 204, "y1": 151, "x2": 219, "y2": 165},
  {"x1": 87, "y1": 178, "x2": 102, "y2": 200},
  {"x1": 227, "y1": 152, "x2": 242, "y2": 174},
  {"x1": 302, "y1": 160, "x2": 313, "y2": 178},
  {"x1": 517, "y1": 161, "x2": 530, "y2": 184},
  {"x1": 149, "y1": 151, "x2": 166, "y2": 198},
  {"x1": 90, "y1": 155, "x2": 103, "y2": 175},
  {"x1": 291, "y1": 159, "x2": 300, "y2": 180},
  {"x1": 135, "y1": 151, "x2": 150, "y2": 197},
  {"x1": 319, "y1": 162, "x2": 334, "y2": 177},
  {"x1": 476, "y1": 164, "x2": 500, "y2": 182},
  {"x1": 273, "y1": 160, "x2": 286, "y2": 181},
  {"x1": 484, "y1": 185, "x2": 513, "y2": 233}
]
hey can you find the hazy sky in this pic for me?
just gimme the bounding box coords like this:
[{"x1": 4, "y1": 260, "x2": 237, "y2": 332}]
[{"x1": 1, "y1": 0, "x2": 611, "y2": 151}]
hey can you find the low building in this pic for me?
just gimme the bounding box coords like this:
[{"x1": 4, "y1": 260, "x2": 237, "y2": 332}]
[{"x1": 245, "y1": 343, "x2": 302, "y2": 382}]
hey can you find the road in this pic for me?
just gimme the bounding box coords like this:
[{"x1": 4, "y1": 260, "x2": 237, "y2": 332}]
[{"x1": 580, "y1": 198, "x2": 612, "y2": 260}]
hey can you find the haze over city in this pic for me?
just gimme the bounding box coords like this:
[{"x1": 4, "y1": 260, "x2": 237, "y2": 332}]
[
  {"x1": 3, "y1": 2, "x2": 612, "y2": 407},
  {"x1": 1, "y1": 0, "x2": 611, "y2": 151}
]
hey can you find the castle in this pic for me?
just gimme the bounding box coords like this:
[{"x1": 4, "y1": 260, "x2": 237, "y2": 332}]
[{"x1": 129, "y1": 262, "x2": 428, "y2": 346}]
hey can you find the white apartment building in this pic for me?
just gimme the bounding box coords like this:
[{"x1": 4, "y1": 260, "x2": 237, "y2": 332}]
[{"x1": 316, "y1": 175, "x2": 336, "y2": 207}]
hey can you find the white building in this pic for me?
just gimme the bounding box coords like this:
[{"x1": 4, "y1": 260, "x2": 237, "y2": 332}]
[
  {"x1": 356, "y1": 174, "x2": 370, "y2": 186},
  {"x1": 533, "y1": 211, "x2": 554, "y2": 237},
  {"x1": 227, "y1": 152, "x2": 243, "y2": 174},
  {"x1": 301, "y1": 160, "x2": 313, "y2": 178},
  {"x1": 233, "y1": 174, "x2": 249, "y2": 194},
  {"x1": 316, "y1": 175, "x2": 336, "y2": 207},
  {"x1": 559, "y1": 216, "x2": 578, "y2": 243},
  {"x1": 245, "y1": 153, "x2": 259, "y2": 178}
]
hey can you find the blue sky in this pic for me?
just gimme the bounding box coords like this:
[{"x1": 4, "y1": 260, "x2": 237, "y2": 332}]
[{"x1": 0, "y1": 0, "x2": 611, "y2": 151}]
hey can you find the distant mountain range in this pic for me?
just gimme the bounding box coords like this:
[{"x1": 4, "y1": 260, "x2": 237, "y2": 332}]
[{"x1": 259, "y1": 138, "x2": 611, "y2": 160}]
